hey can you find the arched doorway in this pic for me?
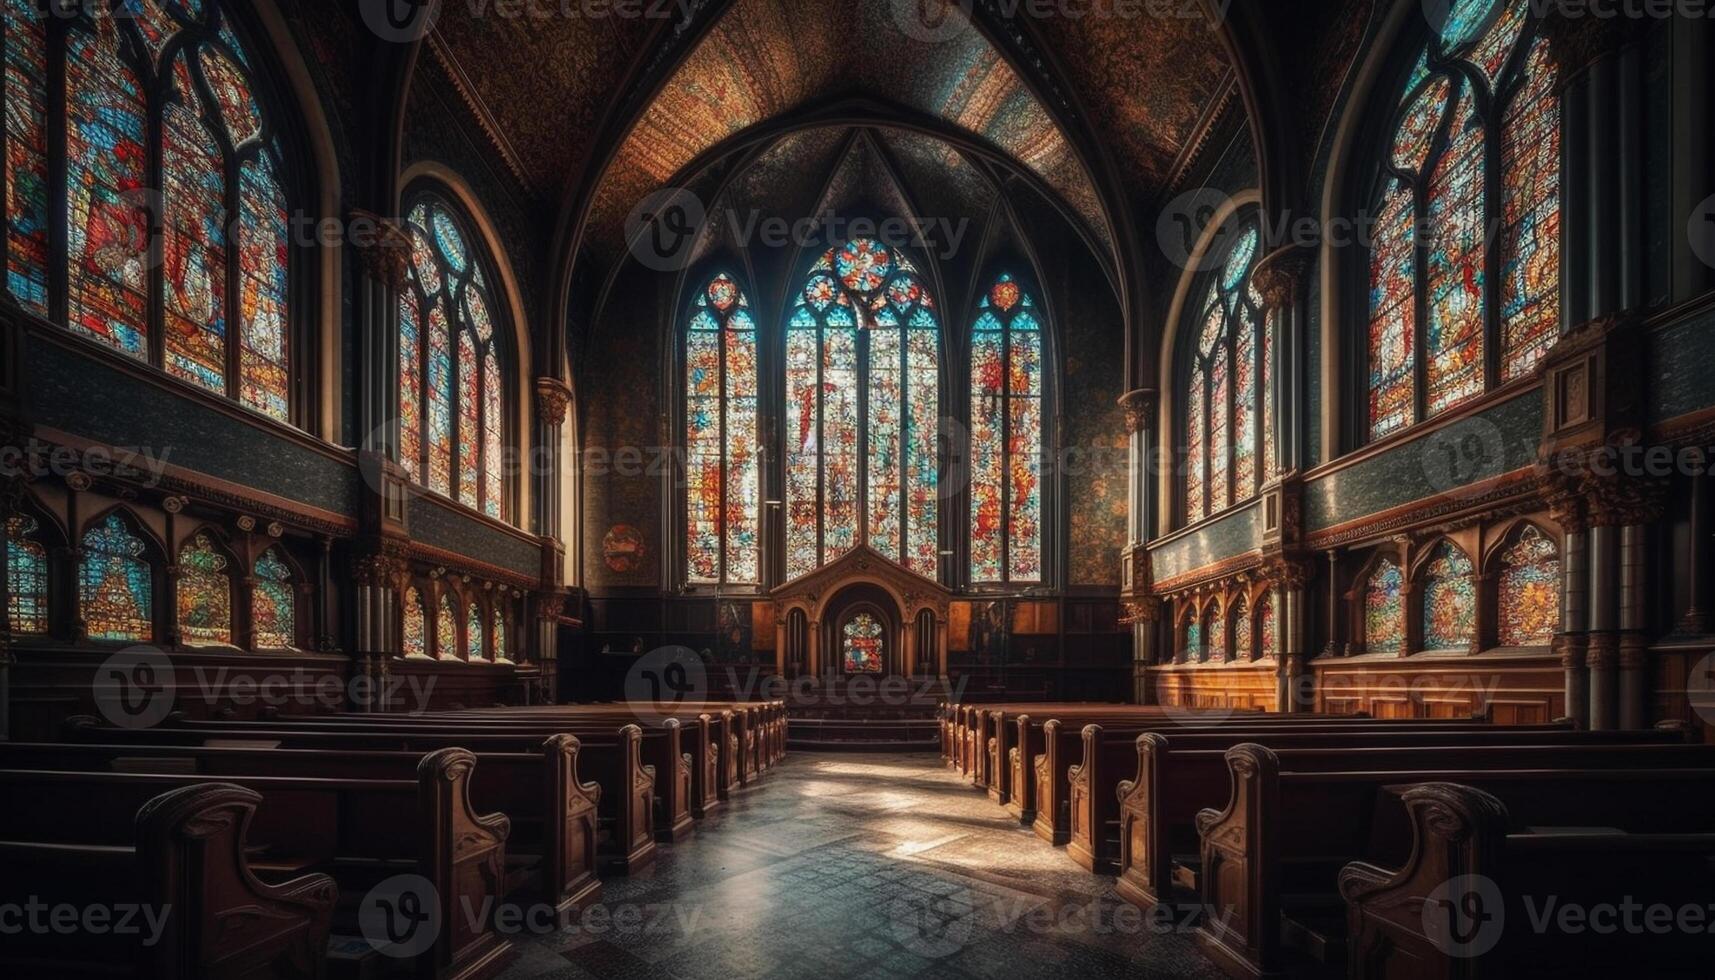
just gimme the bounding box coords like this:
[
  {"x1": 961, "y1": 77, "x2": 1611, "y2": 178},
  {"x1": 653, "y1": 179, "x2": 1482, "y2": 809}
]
[{"x1": 822, "y1": 584, "x2": 900, "y2": 678}]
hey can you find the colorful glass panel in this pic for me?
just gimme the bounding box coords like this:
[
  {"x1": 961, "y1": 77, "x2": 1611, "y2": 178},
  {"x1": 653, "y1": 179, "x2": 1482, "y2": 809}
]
[
  {"x1": 6, "y1": 514, "x2": 48, "y2": 634},
  {"x1": 466, "y1": 604, "x2": 484, "y2": 661},
  {"x1": 1369, "y1": 1, "x2": 1559, "y2": 436},
  {"x1": 841, "y1": 611, "x2": 885, "y2": 674},
  {"x1": 1206, "y1": 609, "x2": 1226, "y2": 664},
  {"x1": 436, "y1": 594, "x2": 458, "y2": 660},
  {"x1": 1422, "y1": 542, "x2": 1477, "y2": 650},
  {"x1": 177, "y1": 532, "x2": 231, "y2": 645},
  {"x1": 1232, "y1": 598, "x2": 1252, "y2": 662},
  {"x1": 162, "y1": 100, "x2": 228, "y2": 394},
  {"x1": 1498, "y1": 525, "x2": 1560, "y2": 646},
  {"x1": 684, "y1": 274, "x2": 759, "y2": 584},
  {"x1": 786, "y1": 242, "x2": 940, "y2": 580},
  {"x1": 252, "y1": 548, "x2": 294, "y2": 649},
  {"x1": 4, "y1": 0, "x2": 47, "y2": 314},
  {"x1": 1364, "y1": 558, "x2": 1405, "y2": 655},
  {"x1": 403, "y1": 197, "x2": 506, "y2": 520},
  {"x1": 971, "y1": 275, "x2": 1043, "y2": 582},
  {"x1": 492, "y1": 606, "x2": 508, "y2": 661},
  {"x1": 80, "y1": 514, "x2": 152, "y2": 642},
  {"x1": 1424, "y1": 86, "x2": 1486, "y2": 417},
  {"x1": 1183, "y1": 617, "x2": 1201, "y2": 662},
  {"x1": 1500, "y1": 37, "x2": 1560, "y2": 382},
  {"x1": 238, "y1": 153, "x2": 289, "y2": 420},
  {"x1": 1257, "y1": 594, "x2": 1277, "y2": 659},
  {"x1": 1368, "y1": 186, "x2": 1416, "y2": 439},
  {"x1": 1233, "y1": 304, "x2": 1257, "y2": 500},
  {"x1": 403, "y1": 587, "x2": 427, "y2": 657},
  {"x1": 66, "y1": 23, "x2": 149, "y2": 358},
  {"x1": 1184, "y1": 228, "x2": 1264, "y2": 524}
]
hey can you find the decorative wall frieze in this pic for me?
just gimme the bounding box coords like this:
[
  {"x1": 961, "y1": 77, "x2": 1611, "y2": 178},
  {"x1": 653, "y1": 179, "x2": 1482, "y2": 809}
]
[{"x1": 1304, "y1": 468, "x2": 1540, "y2": 551}]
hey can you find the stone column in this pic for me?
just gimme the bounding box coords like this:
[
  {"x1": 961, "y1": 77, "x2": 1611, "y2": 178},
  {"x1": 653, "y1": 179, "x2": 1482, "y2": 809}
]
[
  {"x1": 1680, "y1": 466, "x2": 1709, "y2": 635},
  {"x1": 351, "y1": 548, "x2": 405, "y2": 714},
  {"x1": 350, "y1": 212, "x2": 412, "y2": 458},
  {"x1": 1269, "y1": 561, "x2": 1312, "y2": 714},
  {"x1": 1551, "y1": 495, "x2": 1590, "y2": 728},
  {"x1": 1124, "y1": 597, "x2": 1161, "y2": 705}
]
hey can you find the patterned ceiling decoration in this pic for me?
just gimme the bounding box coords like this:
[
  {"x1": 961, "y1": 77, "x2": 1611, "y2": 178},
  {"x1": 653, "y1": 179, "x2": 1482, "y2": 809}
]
[
  {"x1": 582, "y1": 0, "x2": 1110, "y2": 260},
  {"x1": 427, "y1": 4, "x2": 655, "y2": 195},
  {"x1": 1025, "y1": 2, "x2": 1236, "y2": 191}
]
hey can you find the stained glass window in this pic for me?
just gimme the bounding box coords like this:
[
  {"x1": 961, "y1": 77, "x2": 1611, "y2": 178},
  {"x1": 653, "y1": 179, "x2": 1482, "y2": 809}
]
[
  {"x1": 1364, "y1": 558, "x2": 1405, "y2": 655},
  {"x1": 1182, "y1": 225, "x2": 1270, "y2": 523},
  {"x1": 492, "y1": 606, "x2": 509, "y2": 661},
  {"x1": 1205, "y1": 607, "x2": 1226, "y2": 664},
  {"x1": 466, "y1": 603, "x2": 485, "y2": 661},
  {"x1": 971, "y1": 274, "x2": 1044, "y2": 583},
  {"x1": 1498, "y1": 525, "x2": 1559, "y2": 646},
  {"x1": 403, "y1": 586, "x2": 427, "y2": 658},
  {"x1": 1366, "y1": 0, "x2": 1559, "y2": 439},
  {"x1": 841, "y1": 611, "x2": 885, "y2": 674},
  {"x1": 685, "y1": 273, "x2": 760, "y2": 584},
  {"x1": 1422, "y1": 542, "x2": 1476, "y2": 651},
  {"x1": 786, "y1": 239, "x2": 940, "y2": 580},
  {"x1": 80, "y1": 513, "x2": 152, "y2": 642},
  {"x1": 1257, "y1": 593, "x2": 1277, "y2": 659},
  {"x1": 17, "y1": 4, "x2": 293, "y2": 418},
  {"x1": 1182, "y1": 611, "x2": 1201, "y2": 663},
  {"x1": 1231, "y1": 596, "x2": 1251, "y2": 663},
  {"x1": 401, "y1": 196, "x2": 509, "y2": 520},
  {"x1": 176, "y1": 531, "x2": 231, "y2": 646},
  {"x1": 252, "y1": 548, "x2": 294, "y2": 649},
  {"x1": 4, "y1": 0, "x2": 48, "y2": 315},
  {"x1": 6, "y1": 513, "x2": 48, "y2": 634},
  {"x1": 436, "y1": 594, "x2": 458, "y2": 660}
]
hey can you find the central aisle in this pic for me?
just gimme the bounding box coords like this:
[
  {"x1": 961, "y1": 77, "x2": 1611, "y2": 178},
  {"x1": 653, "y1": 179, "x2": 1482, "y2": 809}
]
[{"x1": 507, "y1": 752, "x2": 1227, "y2": 979}]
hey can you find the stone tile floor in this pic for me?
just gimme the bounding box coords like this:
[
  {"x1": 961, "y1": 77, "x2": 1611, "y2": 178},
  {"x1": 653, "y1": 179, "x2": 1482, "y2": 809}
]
[{"x1": 505, "y1": 752, "x2": 1228, "y2": 979}]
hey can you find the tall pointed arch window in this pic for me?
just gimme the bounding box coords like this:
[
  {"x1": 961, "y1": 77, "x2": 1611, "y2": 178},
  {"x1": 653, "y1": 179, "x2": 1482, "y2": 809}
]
[
  {"x1": 252, "y1": 547, "x2": 294, "y2": 649},
  {"x1": 1363, "y1": 558, "x2": 1406, "y2": 655},
  {"x1": 1497, "y1": 524, "x2": 1559, "y2": 646},
  {"x1": 80, "y1": 513, "x2": 153, "y2": 642},
  {"x1": 1182, "y1": 225, "x2": 1272, "y2": 523},
  {"x1": 1364, "y1": 0, "x2": 1559, "y2": 441},
  {"x1": 400, "y1": 194, "x2": 509, "y2": 520},
  {"x1": 684, "y1": 272, "x2": 760, "y2": 585},
  {"x1": 402, "y1": 586, "x2": 427, "y2": 658},
  {"x1": 6, "y1": 513, "x2": 49, "y2": 634},
  {"x1": 466, "y1": 603, "x2": 485, "y2": 662},
  {"x1": 970, "y1": 274, "x2": 1044, "y2": 584},
  {"x1": 176, "y1": 531, "x2": 232, "y2": 646},
  {"x1": 436, "y1": 593, "x2": 458, "y2": 661},
  {"x1": 2, "y1": 1, "x2": 293, "y2": 420},
  {"x1": 785, "y1": 238, "x2": 940, "y2": 580}
]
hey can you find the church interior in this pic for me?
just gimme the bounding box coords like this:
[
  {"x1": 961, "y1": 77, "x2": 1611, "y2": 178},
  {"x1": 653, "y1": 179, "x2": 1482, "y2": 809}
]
[{"x1": 2, "y1": 0, "x2": 1714, "y2": 977}]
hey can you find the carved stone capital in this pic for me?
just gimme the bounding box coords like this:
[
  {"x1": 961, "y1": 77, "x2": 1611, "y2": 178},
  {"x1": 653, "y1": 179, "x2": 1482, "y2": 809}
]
[
  {"x1": 350, "y1": 209, "x2": 413, "y2": 291},
  {"x1": 1617, "y1": 633, "x2": 1650, "y2": 671},
  {"x1": 534, "y1": 591, "x2": 567, "y2": 623},
  {"x1": 1120, "y1": 597, "x2": 1162, "y2": 626},
  {"x1": 1585, "y1": 632, "x2": 1619, "y2": 670},
  {"x1": 535, "y1": 377, "x2": 573, "y2": 427},
  {"x1": 1117, "y1": 389, "x2": 1157, "y2": 435},
  {"x1": 1250, "y1": 244, "x2": 1312, "y2": 312},
  {"x1": 1261, "y1": 558, "x2": 1312, "y2": 592},
  {"x1": 1553, "y1": 633, "x2": 1587, "y2": 670},
  {"x1": 351, "y1": 540, "x2": 409, "y2": 591}
]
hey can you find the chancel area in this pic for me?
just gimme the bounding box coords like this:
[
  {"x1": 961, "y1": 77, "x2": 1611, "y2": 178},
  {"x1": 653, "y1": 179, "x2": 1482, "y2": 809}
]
[{"x1": 1, "y1": 0, "x2": 1714, "y2": 978}]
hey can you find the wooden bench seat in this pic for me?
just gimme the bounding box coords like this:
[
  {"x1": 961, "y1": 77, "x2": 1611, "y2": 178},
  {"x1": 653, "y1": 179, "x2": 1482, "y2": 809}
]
[
  {"x1": 1340, "y1": 782, "x2": 1715, "y2": 978},
  {"x1": 0, "y1": 782, "x2": 337, "y2": 979},
  {"x1": 1193, "y1": 745, "x2": 1715, "y2": 978},
  {"x1": 67, "y1": 716, "x2": 659, "y2": 877},
  {"x1": 0, "y1": 750, "x2": 514, "y2": 980},
  {"x1": 0, "y1": 737, "x2": 605, "y2": 916}
]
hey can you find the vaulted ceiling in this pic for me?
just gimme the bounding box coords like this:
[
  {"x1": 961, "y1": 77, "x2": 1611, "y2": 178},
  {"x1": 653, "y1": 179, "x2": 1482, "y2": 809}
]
[{"x1": 423, "y1": 0, "x2": 1251, "y2": 284}]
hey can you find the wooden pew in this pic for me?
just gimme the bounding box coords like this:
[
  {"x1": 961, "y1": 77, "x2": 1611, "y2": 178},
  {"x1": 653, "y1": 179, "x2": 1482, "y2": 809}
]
[
  {"x1": 0, "y1": 749, "x2": 515, "y2": 980},
  {"x1": 165, "y1": 712, "x2": 698, "y2": 846},
  {"x1": 1107, "y1": 729, "x2": 1707, "y2": 909},
  {"x1": 0, "y1": 737, "x2": 605, "y2": 916},
  {"x1": 1024, "y1": 715, "x2": 1559, "y2": 846},
  {"x1": 1193, "y1": 744, "x2": 1715, "y2": 978},
  {"x1": 0, "y1": 781, "x2": 337, "y2": 979},
  {"x1": 1339, "y1": 782, "x2": 1715, "y2": 979},
  {"x1": 67, "y1": 717, "x2": 659, "y2": 878}
]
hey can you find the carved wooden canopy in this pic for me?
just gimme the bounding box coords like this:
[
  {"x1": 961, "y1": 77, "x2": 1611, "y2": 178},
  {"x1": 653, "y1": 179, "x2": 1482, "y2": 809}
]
[{"x1": 768, "y1": 545, "x2": 952, "y2": 626}]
